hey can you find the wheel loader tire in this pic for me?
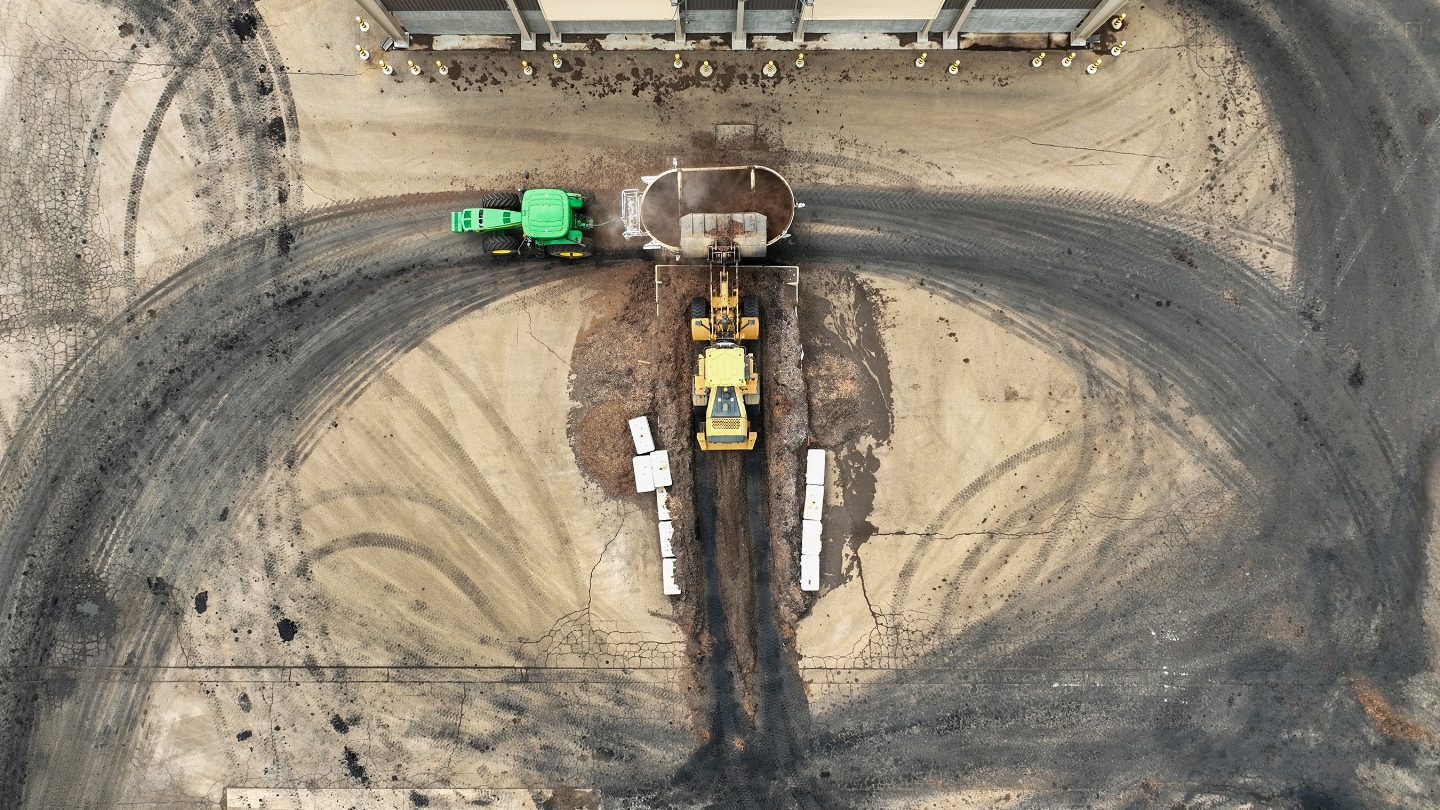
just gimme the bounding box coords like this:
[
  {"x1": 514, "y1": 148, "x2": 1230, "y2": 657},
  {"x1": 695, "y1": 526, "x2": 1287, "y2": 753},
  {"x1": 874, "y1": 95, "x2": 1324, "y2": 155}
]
[
  {"x1": 741, "y1": 296, "x2": 760, "y2": 318},
  {"x1": 548, "y1": 237, "x2": 594, "y2": 259},
  {"x1": 483, "y1": 234, "x2": 521, "y2": 256},
  {"x1": 690, "y1": 297, "x2": 710, "y2": 320},
  {"x1": 480, "y1": 192, "x2": 520, "y2": 210}
]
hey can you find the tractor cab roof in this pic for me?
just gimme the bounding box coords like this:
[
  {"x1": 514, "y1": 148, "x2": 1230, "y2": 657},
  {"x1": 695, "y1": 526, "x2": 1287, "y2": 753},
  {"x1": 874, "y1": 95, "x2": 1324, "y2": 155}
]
[{"x1": 521, "y1": 189, "x2": 572, "y2": 239}]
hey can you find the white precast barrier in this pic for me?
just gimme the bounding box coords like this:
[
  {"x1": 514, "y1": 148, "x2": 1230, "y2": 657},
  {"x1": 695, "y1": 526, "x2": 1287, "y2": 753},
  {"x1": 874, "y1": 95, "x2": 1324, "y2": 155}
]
[
  {"x1": 801, "y1": 519, "x2": 822, "y2": 556},
  {"x1": 802, "y1": 484, "x2": 824, "y2": 522},
  {"x1": 806, "y1": 448, "x2": 826, "y2": 485},
  {"x1": 800, "y1": 554, "x2": 819, "y2": 591},
  {"x1": 800, "y1": 448, "x2": 826, "y2": 591},
  {"x1": 662, "y1": 558, "x2": 681, "y2": 595},
  {"x1": 633, "y1": 455, "x2": 656, "y2": 493},
  {"x1": 630, "y1": 415, "x2": 679, "y2": 595},
  {"x1": 629, "y1": 415, "x2": 656, "y2": 454},
  {"x1": 650, "y1": 449, "x2": 672, "y2": 487}
]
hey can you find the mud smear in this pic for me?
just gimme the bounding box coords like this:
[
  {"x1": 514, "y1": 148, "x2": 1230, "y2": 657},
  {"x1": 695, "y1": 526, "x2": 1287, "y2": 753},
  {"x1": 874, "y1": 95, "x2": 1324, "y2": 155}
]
[{"x1": 796, "y1": 269, "x2": 893, "y2": 586}]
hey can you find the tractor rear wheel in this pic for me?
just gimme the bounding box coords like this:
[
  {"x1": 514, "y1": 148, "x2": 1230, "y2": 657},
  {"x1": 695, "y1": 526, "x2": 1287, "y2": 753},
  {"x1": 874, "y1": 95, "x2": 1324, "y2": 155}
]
[
  {"x1": 741, "y1": 296, "x2": 760, "y2": 318},
  {"x1": 548, "y1": 238, "x2": 594, "y2": 259},
  {"x1": 480, "y1": 191, "x2": 520, "y2": 210},
  {"x1": 483, "y1": 234, "x2": 521, "y2": 256},
  {"x1": 689, "y1": 297, "x2": 710, "y2": 321}
]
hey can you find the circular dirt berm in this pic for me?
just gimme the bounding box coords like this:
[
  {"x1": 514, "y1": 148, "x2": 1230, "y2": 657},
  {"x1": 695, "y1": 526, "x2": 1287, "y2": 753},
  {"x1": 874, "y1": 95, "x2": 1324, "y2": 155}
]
[{"x1": 639, "y1": 166, "x2": 795, "y2": 251}]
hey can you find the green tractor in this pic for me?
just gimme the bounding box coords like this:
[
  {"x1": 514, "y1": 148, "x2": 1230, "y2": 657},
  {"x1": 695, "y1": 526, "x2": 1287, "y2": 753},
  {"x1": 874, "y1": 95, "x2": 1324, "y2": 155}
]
[{"x1": 451, "y1": 188, "x2": 596, "y2": 258}]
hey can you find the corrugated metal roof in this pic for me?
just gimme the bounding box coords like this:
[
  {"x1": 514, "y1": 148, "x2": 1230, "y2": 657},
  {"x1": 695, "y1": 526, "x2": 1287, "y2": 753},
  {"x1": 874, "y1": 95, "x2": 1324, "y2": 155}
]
[
  {"x1": 383, "y1": 0, "x2": 509, "y2": 10},
  {"x1": 949, "y1": 0, "x2": 1097, "y2": 7},
  {"x1": 975, "y1": 0, "x2": 1096, "y2": 8}
]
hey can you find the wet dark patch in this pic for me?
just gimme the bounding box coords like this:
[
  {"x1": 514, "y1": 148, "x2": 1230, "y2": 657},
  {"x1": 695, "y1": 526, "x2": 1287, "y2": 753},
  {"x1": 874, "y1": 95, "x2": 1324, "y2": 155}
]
[
  {"x1": 1348, "y1": 362, "x2": 1365, "y2": 387},
  {"x1": 342, "y1": 747, "x2": 369, "y2": 784},
  {"x1": 276, "y1": 224, "x2": 295, "y2": 256},
  {"x1": 236, "y1": 729, "x2": 252, "y2": 741},
  {"x1": 540, "y1": 788, "x2": 599, "y2": 810},
  {"x1": 217, "y1": 507, "x2": 228, "y2": 521},
  {"x1": 329, "y1": 714, "x2": 349, "y2": 733},
  {"x1": 410, "y1": 791, "x2": 430, "y2": 807},
  {"x1": 118, "y1": 22, "x2": 133, "y2": 37},
  {"x1": 229, "y1": 12, "x2": 257, "y2": 41},
  {"x1": 193, "y1": 590, "x2": 207, "y2": 614},
  {"x1": 264, "y1": 116, "x2": 286, "y2": 145},
  {"x1": 275, "y1": 617, "x2": 297, "y2": 641},
  {"x1": 256, "y1": 78, "x2": 273, "y2": 96},
  {"x1": 238, "y1": 692, "x2": 252, "y2": 712}
]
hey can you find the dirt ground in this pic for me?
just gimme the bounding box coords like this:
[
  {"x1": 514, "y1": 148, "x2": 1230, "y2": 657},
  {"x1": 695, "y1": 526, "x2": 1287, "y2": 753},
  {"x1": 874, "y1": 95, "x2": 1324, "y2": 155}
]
[{"x1": 6, "y1": 0, "x2": 1440, "y2": 807}]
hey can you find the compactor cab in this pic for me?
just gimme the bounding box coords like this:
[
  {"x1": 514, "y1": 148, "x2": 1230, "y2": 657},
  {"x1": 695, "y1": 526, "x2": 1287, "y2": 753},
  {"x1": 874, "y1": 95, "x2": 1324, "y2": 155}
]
[{"x1": 691, "y1": 264, "x2": 760, "y2": 451}]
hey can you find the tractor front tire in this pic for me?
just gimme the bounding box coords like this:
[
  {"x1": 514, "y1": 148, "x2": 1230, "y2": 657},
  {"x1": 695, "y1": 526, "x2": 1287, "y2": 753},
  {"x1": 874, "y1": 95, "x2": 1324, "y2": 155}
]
[
  {"x1": 741, "y1": 296, "x2": 760, "y2": 318},
  {"x1": 480, "y1": 191, "x2": 521, "y2": 210},
  {"x1": 690, "y1": 297, "x2": 710, "y2": 321},
  {"x1": 548, "y1": 238, "x2": 594, "y2": 259},
  {"x1": 574, "y1": 189, "x2": 595, "y2": 205},
  {"x1": 483, "y1": 234, "x2": 521, "y2": 256}
]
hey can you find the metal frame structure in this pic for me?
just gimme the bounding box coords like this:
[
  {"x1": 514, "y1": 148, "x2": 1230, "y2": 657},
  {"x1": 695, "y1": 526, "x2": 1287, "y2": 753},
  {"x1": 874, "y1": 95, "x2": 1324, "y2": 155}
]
[{"x1": 357, "y1": 0, "x2": 1126, "y2": 50}]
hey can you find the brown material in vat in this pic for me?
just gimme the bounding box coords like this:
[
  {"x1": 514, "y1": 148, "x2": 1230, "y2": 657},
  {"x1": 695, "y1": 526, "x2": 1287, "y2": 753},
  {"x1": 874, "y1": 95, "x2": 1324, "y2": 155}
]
[{"x1": 639, "y1": 166, "x2": 795, "y2": 251}]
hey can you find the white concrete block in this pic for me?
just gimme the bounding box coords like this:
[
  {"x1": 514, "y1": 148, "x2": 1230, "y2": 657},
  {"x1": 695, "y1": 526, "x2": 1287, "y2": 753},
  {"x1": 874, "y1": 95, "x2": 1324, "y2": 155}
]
[
  {"x1": 803, "y1": 483, "x2": 825, "y2": 521},
  {"x1": 629, "y1": 415, "x2": 655, "y2": 455},
  {"x1": 662, "y1": 557, "x2": 680, "y2": 595},
  {"x1": 656, "y1": 486, "x2": 671, "y2": 521},
  {"x1": 649, "y1": 449, "x2": 672, "y2": 487},
  {"x1": 806, "y1": 448, "x2": 827, "y2": 486},
  {"x1": 633, "y1": 455, "x2": 655, "y2": 493},
  {"x1": 801, "y1": 519, "x2": 822, "y2": 556},
  {"x1": 800, "y1": 554, "x2": 820, "y2": 591},
  {"x1": 658, "y1": 520, "x2": 675, "y2": 558}
]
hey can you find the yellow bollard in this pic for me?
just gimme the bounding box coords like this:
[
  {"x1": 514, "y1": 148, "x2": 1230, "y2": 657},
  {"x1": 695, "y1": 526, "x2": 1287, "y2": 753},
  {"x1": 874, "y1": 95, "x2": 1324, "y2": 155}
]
[
  {"x1": 1061, "y1": 52, "x2": 1075, "y2": 67},
  {"x1": 948, "y1": 59, "x2": 960, "y2": 75},
  {"x1": 795, "y1": 52, "x2": 805, "y2": 68},
  {"x1": 552, "y1": 52, "x2": 562, "y2": 68},
  {"x1": 763, "y1": 59, "x2": 777, "y2": 77},
  {"x1": 356, "y1": 16, "x2": 369, "y2": 32},
  {"x1": 915, "y1": 51, "x2": 928, "y2": 68},
  {"x1": 1111, "y1": 13, "x2": 1126, "y2": 30},
  {"x1": 1031, "y1": 51, "x2": 1046, "y2": 67},
  {"x1": 378, "y1": 59, "x2": 393, "y2": 76},
  {"x1": 407, "y1": 59, "x2": 420, "y2": 75},
  {"x1": 1110, "y1": 40, "x2": 1126, "y2": 57},
  {"x1": 356, "y1": 44, "x2": 369, "y2": 61},
  {"x1": 700, "y1": 60, "x2": 713, "y2": 77},
  {"x1": 436, "y1": 60, "x2": 448, "y2": 76},
  {"x1": 674, "y1": 52, "x2": 684, "y2": 69},
  {"x1": 1086, "y1": 59, "x2": 1101, "y2": 74},
  {"x1": 522, "y1": 59, "x2": 533, "y2": 76}
]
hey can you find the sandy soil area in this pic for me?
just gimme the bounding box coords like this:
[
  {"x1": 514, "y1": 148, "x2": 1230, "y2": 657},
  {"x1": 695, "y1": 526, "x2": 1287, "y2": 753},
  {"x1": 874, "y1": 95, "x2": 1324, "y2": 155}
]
[
  {"x1": 795, "y1": 268, "x2": 1239, "y2": 669},
  {"x1": 10, "y1": 0, "x2": 1440, "y2": 805}
]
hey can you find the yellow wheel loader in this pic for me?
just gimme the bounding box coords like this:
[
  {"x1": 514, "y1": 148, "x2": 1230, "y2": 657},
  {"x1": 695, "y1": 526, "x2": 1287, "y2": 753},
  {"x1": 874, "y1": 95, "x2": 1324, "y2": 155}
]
[{"x1": 690, "y1": 264, "x2": 761, "y2": 451}]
